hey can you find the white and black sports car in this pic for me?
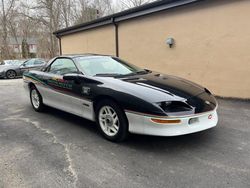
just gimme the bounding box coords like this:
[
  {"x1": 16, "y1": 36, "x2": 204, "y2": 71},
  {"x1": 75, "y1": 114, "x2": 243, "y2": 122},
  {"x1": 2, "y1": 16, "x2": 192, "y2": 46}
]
[{"x1": 23, "y1": 54, "x2": 218, "y2": 141}]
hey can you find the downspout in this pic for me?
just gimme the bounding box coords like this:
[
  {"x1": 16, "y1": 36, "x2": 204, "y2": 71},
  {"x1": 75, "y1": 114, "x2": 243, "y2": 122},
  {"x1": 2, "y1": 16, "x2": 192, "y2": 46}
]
[
  {"x1": 56, "y1": 35, "x2": 62, "y2": 55},
  {"x1": 112, "y1": 18, "x2": 119, "y2": 57}
]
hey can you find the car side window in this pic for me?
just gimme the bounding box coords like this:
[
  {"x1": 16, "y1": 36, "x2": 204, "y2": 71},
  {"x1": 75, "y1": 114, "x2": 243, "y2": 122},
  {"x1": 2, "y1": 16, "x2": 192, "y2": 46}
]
[
  {"x1": 25, "y1": 59, "x2": 36, "y2": 66},
  {"x1": 48, "y1": 58, "x2": 78, "y2": 75},
  {"x1": 34, "y1": 60, "x2": 44, "y2": 65}
]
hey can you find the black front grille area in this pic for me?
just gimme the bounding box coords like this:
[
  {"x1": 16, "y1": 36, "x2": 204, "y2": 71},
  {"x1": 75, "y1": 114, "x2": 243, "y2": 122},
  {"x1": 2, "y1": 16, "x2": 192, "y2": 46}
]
[{"x1": 159, "y1": 101, "x2": 194, "y2": 113}]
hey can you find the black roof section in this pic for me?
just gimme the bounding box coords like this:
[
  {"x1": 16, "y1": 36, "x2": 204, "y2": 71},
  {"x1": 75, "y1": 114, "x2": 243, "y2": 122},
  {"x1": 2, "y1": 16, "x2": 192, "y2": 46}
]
[
  {"x1": 60, "y1": 54, "x2": 111, "y2": 58},
  {"x1": 54, "y1": 0, "x2": 202, "y2": 37}
]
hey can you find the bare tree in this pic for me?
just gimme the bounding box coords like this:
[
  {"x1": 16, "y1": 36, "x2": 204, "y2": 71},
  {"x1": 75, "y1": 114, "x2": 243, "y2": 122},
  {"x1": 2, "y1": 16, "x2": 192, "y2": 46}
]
[
  {"x1": 0, "y1": 0, "x2": 16, "y2": 59},
  {"x1": 61, "y1": 0, "x2": 74, "y2": 28},
  {"x1": 7, "y1": 8, "x2": 21, "y2": 57},
  {"x1": 118, "y1": 0, "x2": 154, "y2": 10},
  {"x1": 71, "y1": 0, "x2": 117, "y2": 25},
  {"x1": 21, "y1": 0, "x2": 63, "y2": 57},
  {"x1": 91, "y1": 0, "x2": 113, "y2": 17},
  {"x1": 72, "y1": 0, "x2": 106, "y2": 24}
]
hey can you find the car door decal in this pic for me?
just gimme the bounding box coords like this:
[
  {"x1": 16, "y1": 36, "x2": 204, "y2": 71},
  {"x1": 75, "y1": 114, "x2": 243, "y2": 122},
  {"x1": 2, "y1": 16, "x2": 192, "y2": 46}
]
[
  {"x1": 24, "y1": 73, "x2": 93, "y2": 103},
  {"x1": 47, "y1": 77, "x2": 73, "y2": 91}
]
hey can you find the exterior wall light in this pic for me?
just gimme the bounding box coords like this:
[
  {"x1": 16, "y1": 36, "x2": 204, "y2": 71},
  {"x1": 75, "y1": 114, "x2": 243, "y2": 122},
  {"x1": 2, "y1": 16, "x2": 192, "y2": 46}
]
[{"x1": 166, "y1": 37, "x2": 175, "y2": 48}]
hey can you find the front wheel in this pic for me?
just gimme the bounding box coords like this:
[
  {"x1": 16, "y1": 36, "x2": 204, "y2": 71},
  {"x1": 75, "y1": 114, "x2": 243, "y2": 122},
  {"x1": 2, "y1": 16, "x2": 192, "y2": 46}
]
[
  {"x1": 96, "y1": 100, "x2": 128, "y2": 142},
  {"x1": 30, "y1": 87, "x2": 44, "y2": 112}
]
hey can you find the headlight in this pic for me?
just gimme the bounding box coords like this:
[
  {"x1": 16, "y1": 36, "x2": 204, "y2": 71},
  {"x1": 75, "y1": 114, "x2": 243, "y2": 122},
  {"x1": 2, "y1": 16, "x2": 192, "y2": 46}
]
[{"x1": 157, "y1": 101, "x2": 193, "y2": 113}]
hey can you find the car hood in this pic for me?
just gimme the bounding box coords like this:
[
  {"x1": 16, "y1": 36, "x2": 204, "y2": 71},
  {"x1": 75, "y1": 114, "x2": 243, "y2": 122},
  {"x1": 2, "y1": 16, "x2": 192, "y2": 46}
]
[{"x1": 97, "y1": 72, "x2": 206, "y2": 103}]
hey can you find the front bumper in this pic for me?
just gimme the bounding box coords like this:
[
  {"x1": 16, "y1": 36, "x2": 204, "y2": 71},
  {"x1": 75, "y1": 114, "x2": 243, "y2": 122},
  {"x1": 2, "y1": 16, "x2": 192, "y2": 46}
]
[
  {"x1": 126, "y1": 109, "x2": 218, "y2": 136},
  {"x1": 23, "y1": 78, "x2": 30, "y2": 95},
  {"x1": 0, "y1": 71, "x2": 5, "y2": 78}
]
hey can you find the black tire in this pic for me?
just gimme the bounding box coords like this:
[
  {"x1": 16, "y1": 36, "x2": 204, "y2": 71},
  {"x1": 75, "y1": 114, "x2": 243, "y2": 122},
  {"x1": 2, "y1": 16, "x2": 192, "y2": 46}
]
[
  {"x1": 6, "y1": 70, "x2": 16, "y2": 79},
  {"x1": 30, "y1": 86, "x2": 44, "y2": 112},
  {"x1": 95, "y1": 99, "x2": 128, "y2": 142}
]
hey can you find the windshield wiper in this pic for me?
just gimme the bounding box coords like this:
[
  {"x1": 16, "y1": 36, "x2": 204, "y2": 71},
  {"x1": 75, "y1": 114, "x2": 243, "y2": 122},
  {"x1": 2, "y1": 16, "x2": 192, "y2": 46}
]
[
  {"x1": 136, "y1": 70, "x2": 149, "y2": 74},
  {"x1": 122, "y1": 70, "x2": 149, "y2": 77},
  {"x1": 94, "y1": 73, "x2": 122, "y2": 77}
]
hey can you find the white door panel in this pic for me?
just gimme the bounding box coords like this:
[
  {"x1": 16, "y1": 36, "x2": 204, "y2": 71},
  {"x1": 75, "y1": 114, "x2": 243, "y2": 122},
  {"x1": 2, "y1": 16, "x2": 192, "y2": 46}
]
[{"x1": 36, "y1": 84, "x2": 95, "y2": 121}]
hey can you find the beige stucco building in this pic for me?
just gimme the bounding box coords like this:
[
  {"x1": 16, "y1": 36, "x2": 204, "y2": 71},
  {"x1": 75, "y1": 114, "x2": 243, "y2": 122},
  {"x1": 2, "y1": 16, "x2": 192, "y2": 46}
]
[{"x1": 54, "y1": 0, "x2": 250, "y2": 99}]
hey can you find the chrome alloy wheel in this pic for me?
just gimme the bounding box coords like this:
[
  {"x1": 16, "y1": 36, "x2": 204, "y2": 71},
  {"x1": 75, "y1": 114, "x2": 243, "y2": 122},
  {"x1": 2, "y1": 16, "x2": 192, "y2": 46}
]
[
  {"x1": 31, "y1": 89, "x2": 40, "y2": 109},
  {"x1": 6, "y1": 70, "x2": 16, "y2": 79},
  {"x1": 98, "y1": 106, "x2": 119, "y2": 136}
]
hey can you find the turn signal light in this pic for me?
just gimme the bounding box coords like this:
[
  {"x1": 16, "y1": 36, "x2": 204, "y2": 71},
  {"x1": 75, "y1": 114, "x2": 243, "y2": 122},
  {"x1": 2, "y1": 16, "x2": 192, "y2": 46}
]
[{"x1": 151, "y1": 118, "x2": 181, "y2": 124}]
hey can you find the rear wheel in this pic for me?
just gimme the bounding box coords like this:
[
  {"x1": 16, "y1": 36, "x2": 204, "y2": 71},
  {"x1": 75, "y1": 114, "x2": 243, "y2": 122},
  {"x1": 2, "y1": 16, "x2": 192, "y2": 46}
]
[
  {"x1": 6, "y1": 70, "x2": 16, "y2": 79},
  {"x1": 30, "y1": 87, "x2": 44, "y2": 112},
  {"x1": 96, "y1": 100, "x2": 128, "y2": 142}
]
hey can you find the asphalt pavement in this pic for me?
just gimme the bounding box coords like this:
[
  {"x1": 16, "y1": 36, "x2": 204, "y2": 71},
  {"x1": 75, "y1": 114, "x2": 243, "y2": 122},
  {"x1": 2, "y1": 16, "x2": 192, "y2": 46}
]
[{"x1": 0, "y1": 79, "x2": 250, "y2": 188}]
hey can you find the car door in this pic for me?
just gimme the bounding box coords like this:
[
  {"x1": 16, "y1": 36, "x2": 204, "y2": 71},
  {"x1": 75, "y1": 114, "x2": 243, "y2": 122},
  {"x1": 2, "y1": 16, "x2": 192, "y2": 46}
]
[{"x1": 37, "y1": 58, "x2": 93, "y2": 119}]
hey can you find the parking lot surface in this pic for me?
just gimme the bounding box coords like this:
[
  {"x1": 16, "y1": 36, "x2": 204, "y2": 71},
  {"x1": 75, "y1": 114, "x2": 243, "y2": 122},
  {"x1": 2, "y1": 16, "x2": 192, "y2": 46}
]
[{"x1": 0, "y1": 79, "x2": 250, "y2": 188}]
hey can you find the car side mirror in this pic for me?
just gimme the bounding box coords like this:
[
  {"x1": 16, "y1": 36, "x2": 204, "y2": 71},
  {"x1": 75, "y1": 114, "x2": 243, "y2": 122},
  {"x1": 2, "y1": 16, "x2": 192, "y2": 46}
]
[
  {"x1": 63, "y1": 73, "x2": 80, "y2": 81},
  {"x1": 20, "y1": 63, "x2": 26, "y2": 68}
]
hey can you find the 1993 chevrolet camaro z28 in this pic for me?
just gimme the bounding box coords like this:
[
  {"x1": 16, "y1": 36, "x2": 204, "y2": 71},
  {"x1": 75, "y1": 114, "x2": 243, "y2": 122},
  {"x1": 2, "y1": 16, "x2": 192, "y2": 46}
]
[{"x1": 23, "y1": 54, "x2": 218, "y2": 142}]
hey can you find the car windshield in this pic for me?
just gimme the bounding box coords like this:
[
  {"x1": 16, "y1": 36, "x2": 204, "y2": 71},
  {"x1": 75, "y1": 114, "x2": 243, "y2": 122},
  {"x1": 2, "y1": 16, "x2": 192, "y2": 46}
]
[{"x1": 75, "y1": 56, "x2": 146, "y2": 77}]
